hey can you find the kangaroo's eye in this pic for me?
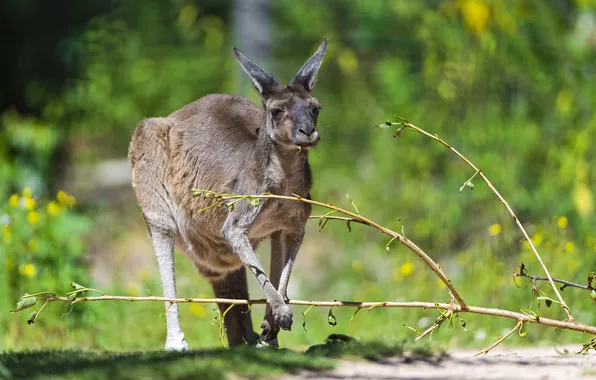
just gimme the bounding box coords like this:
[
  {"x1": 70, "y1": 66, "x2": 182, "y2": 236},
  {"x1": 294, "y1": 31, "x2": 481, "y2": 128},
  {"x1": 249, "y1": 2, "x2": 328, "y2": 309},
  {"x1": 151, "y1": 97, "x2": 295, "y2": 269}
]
[
  {"x1": 312, "y1": 107, "x2": 321, "y2": 117},
  {"x1": 271, "y1": 108, "x2": 284, "y2": 118}
]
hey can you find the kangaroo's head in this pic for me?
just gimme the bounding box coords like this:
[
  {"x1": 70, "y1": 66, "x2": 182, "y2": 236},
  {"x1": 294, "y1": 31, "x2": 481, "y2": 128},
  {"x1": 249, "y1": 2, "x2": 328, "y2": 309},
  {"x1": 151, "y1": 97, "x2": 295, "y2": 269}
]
[{"x1": 233, "y1": 39, "x2": 328, "y2": 150}]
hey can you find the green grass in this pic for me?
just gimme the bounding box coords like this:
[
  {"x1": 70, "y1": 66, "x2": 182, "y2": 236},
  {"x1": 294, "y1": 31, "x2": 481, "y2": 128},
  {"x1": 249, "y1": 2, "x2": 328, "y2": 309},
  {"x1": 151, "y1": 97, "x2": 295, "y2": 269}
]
[
  {"x1": 0, "y1": 338, "x2": 413, "y2": 380},
  {"x1": 1, "y1": 347, "x2": 332, "y2": 380}
]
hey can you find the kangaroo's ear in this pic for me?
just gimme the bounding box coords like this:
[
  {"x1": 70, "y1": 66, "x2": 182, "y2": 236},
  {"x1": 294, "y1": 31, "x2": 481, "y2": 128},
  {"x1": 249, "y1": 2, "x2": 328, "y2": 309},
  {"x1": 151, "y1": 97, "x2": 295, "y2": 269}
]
[
  {"x1": 233, "y1": 47, "x2": 281, "y2": 95},
  {"x1": 290, "y1": 38, "x2": 328, "y2": 92}
]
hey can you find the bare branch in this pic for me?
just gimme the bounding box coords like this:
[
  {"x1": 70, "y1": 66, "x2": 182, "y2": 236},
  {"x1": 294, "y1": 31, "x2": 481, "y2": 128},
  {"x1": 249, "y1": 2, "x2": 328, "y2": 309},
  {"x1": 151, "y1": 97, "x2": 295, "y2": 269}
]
[
  {"x1": 386, "y1": 120, "x2": 575, "y2": 322},
  {"x1": 475, "y1": 320, "x2": 524, "y2": 356},
  {"x1": 194, "y1": 189, "x2": 467, "y2": 309},
  {"x1": 309, "y1": 215, "x2": 368, "y2": 226},
  {"x1": 514, "y1": 272, "x2": 591, "y2": 291},
  {"x1": 414, "y1": 309, "x2": 452, "y2": 342},
  {"x1": 33, "y1": 294, "x2": 596, "y2": 335}
]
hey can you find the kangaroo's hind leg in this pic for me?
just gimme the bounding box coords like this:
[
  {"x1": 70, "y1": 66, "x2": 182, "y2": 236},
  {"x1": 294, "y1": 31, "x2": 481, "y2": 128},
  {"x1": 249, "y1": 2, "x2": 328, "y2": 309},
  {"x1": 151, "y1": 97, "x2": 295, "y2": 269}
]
[
  {"x1": 148, "y1": 225, "x2": 188, "y2": 351},
  {"x1": 199, "y1": 264, "x2": 259, "y2": 347}
]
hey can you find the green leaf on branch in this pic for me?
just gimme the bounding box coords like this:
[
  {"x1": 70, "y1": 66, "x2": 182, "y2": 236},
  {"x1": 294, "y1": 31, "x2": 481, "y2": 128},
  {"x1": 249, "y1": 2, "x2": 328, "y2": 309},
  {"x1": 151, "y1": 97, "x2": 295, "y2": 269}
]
[
  {"x1": 536, "y1": 296, "x2": 560, "y2": 308},
  {"x1": 456, "y1": 314, "x2": 467, "y2": 330},
  {"x1": 459, "y1": 180, "x2": 474, "y2": 192},
  {"x1": 248, "y1": 198, "x2": 261, "y2": 207},
  {"x1": 302, "y1": 305, "x2": 315, "y2": 332},
  {"x1": 11, "y1": 296, "x2": 37, "y2": 313},
  {"x1": 403, "y1": 324, "x2": 420, "y2": 334},
  {"x1": 345, "y1": 192, "x2": 359, "y2": 214},
  {"x1": 70, "y1": 282, "x2": 86, "y2": 291},
  {"x1": 27, "y1": 311, "x2": 38, "y2": 325},
  {"x1": 350, "y1": 307, "x2": 362, "y2": 322},
  {"x1": 588, "y1": 272, "x2": 596, "y2": 290},
  {"x1": 328, "y1": 307, "x2": 337, "y2": 327},
  {"x1": 590, "y1": 290, "x2": 596, "y2": 303}
]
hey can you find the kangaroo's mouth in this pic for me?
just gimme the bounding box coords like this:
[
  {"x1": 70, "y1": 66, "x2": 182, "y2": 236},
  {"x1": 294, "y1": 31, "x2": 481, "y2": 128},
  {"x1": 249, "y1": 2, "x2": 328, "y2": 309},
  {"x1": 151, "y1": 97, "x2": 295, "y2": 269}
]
[
  {"x1": 294, "y1": 136, "x2": 320, "y2": 150},
  {"x1": 296, "y1": 142, "x2": 318, "y2": 151}
]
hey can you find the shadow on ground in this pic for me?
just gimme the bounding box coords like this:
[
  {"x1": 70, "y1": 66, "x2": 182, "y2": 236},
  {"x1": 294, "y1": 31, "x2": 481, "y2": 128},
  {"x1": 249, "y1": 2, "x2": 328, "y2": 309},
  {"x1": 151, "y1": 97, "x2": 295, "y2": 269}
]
[{"x1": 0, "y1": 336, "x2": 416, "y2": 380}]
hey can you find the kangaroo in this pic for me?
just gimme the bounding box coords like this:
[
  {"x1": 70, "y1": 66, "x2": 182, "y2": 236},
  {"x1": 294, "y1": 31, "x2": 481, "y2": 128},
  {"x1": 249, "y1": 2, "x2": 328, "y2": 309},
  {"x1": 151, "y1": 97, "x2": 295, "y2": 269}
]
[{"x1": 128, "y1": 39, "x2": 328, "y2": 351}]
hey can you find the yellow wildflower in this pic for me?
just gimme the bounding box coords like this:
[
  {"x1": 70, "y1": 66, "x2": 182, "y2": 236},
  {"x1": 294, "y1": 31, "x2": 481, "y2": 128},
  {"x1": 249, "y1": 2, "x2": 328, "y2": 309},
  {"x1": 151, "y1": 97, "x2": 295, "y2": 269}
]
[
  {"x1": 8, "y1": 194, "x2": 20, "y2": 208},
  {"x1": 460, "y1": 0, "x2": 490, "y2": 34},
  {"x1": 565, "y1": 241, "x2": 575, "y2": 254},
  {"x1": 574, "y1": 183, "x2": 594, "y2": 218},
  {"x1": 27, "y1": 211, "x2": 39, "y2": 225},
  {"x1": 189, "y1": 303, "x2": 207, "y2": 317},
  {"x1": 65, "y1": 195, "x2": 76, "y2": 208},
  {"x1": 351, "y1": 260, "x2": 363, "y2": 272},
  {"x1": 28, "y1": 239, "x2": 38, "y2": 251},
  {"x1": 57, "y1": 191, "x2": 69, "y2": 205},
  {"x1": 24, "y1": 196, "x2": 36, "y2": 210},
  {"x1": 2, "y1": 225, "x2": 11, "y2": 244},
  {"x1": 19, "y1": 263, "x2": 37, "y2": 277},
  {"x1": 488, "y1": 223, "x2": 501, "y2": 236},
  {"x1": 47, "y1": 201, "x2": 61, "y2": 216},
  {"x1": 400, "y1": 262, "x2": 414, "y2": 277},
  {"x1": 557, "y1": 216, "x2": 568, "y2": 229},
  {"x1": 531, "y1": 232, "x2": 542, "y2": 246},
  {"x1": 22, "y1": 187, "x2": 32, "y2": 198},
  {"x1": 57, "y1": 191, "x2": 77, "y2": 208},
  {"x1": 125, "y1": 282, "x2": 139, "y2": 296}
]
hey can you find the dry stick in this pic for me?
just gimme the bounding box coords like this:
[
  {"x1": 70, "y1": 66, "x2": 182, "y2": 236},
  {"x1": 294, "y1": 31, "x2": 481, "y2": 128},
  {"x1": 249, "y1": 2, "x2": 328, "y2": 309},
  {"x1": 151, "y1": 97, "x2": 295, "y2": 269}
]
[
  {"x1": 40, "y1": 295, "x2": 596, "y2": 335},
  {"x1": 414, "y1": 309, "x2": 453, "y2": 342},
  {"x1": 195, "y1": 190, "x2": 467, "y2": 309},
  {"x1": 514, "y1": 272, "x2": 591, "y2": 291},
  {"x1": 309, "y1": 215, "x2": 368, "y2": 226},
  {"x1": 475, "y1": 320, "x2": 524, "y2": 357},
  {"x1": 388, "y1": 121, "x2": 575, "y2": 323}
]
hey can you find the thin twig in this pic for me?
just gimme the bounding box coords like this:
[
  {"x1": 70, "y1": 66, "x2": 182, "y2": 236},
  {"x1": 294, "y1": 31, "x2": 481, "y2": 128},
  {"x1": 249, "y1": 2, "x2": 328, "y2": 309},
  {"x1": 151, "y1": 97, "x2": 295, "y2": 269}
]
[
  {"x1": 309, "y1": 215, "x2": 368, "y2": 226},
  {"x1": 475, "y1": 320, "x2": 524, "y2": 356},
  {"x1": 37, "y1": 295, "x2": 596, "y2": 335},
  {"x1": 194, "y1": 189, "x2": 467, "y2": 309},
  {"x1": 388, "y1": 120, "x2": 574, "y2": 322},
  {"x1": 515, "y1": 272, "x2": 591, "y2": 291},
  {"x1": 414, "y1": 309, "x2": 452, "y2": 342}
]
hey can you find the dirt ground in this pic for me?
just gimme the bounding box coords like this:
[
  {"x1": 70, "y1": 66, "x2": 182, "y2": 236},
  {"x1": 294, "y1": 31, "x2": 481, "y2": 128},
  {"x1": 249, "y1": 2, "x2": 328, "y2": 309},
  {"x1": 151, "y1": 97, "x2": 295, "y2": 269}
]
[{"x1": 282, "y1": 345, "x2": 596, "y2": 380}]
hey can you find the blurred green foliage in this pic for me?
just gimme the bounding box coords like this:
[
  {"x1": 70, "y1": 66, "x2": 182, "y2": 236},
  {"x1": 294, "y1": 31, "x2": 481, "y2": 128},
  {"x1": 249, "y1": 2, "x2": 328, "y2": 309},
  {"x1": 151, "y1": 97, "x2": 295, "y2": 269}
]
[
  {"x1": 1, "y1": 0, "x2": 596, "y2": 351},
  {"x1": 1, "y1": 189, "x2": 91, "y2": 348}
]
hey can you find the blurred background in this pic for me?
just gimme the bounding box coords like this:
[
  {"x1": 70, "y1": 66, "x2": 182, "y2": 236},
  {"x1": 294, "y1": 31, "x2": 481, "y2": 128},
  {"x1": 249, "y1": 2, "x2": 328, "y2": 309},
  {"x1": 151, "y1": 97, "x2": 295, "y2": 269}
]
[{"x1": 1, "y1": 0, "x2": 596, "y2": 351}]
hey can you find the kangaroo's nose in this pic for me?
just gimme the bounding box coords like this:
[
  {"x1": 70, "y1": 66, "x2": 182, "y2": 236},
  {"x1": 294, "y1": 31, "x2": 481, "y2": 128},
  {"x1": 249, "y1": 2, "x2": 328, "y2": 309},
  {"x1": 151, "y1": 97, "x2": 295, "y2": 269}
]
[{"x1": 299, "y1": 127, "x2": 315, "y2": 137}]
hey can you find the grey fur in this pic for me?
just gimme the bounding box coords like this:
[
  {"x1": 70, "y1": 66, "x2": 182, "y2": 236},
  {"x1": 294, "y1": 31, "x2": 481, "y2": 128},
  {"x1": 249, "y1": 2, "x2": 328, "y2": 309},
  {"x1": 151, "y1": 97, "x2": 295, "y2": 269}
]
[{"x1": 128, "y1": 39, "x2": 328, "y2": 350}]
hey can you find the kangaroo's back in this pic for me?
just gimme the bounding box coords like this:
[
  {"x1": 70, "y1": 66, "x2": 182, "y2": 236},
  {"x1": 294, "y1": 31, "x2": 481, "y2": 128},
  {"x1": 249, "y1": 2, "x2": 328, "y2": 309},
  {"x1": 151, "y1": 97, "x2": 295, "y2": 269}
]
[{"x1": 129, "y1": 94, "x2": 265, "y2": 223}]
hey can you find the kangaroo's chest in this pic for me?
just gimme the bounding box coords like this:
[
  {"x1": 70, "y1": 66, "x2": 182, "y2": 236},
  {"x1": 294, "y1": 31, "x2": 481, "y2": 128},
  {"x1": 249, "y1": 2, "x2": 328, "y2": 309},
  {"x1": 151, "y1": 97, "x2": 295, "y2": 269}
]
[
  {"x1": 247, "y1": 153, "x2": 311, "y2": 238},
  {"x1": 249, "y1": 198, "x2": 309, "y2": 239}
]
